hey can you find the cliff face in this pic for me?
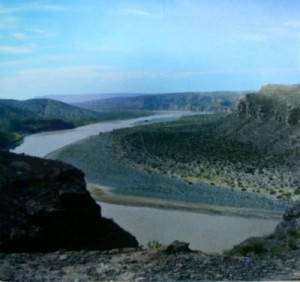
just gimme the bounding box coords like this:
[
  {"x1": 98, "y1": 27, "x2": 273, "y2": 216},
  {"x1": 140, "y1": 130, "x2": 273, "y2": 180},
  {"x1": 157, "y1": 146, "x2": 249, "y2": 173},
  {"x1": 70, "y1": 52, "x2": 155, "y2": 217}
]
[
  {"x1": 217, "y1": 84, "x2": 300, "y2": 165},
  {"x1": 226, "y1": 85, "x2": 300, "y2": 253},
  {"x1": 0, "y1": 151, "x2": 138, "y2": 252},
  {"x1": 238, "y1": 84, "x2": 300, "y2": 125}
]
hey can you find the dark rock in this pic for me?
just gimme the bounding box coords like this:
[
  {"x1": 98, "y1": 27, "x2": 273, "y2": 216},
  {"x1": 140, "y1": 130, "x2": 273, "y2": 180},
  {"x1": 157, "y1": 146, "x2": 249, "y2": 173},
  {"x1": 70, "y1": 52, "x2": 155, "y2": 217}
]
[
  {"x1": 282, "y1": 200, "x2": 300, "y2": 221},
  {"x1": 229, "y1": 201, "x2": 300, "y2": 256},
  {"x1": 163, "y1": 241, "x2": 192, "y2": 254},
  {"x1": 276, "y1": 200, "x2": 300, "y2": 234},
  {"x1": 0, "y1": 151, "x2": 138, "y2": 252}
]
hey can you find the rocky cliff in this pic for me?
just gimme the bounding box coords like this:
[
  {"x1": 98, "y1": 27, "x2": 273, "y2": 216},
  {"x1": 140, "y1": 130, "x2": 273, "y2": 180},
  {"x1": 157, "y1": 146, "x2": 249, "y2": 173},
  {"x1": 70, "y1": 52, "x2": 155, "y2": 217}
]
[
  {"x1": 221, "y1": 84, "x2": 300, "y2": 165},
  {"x1": 229, "y1": 201, "x2": 300, "y2": 257},
  {"x1": 238, "y1": 84, "x2": 300, "y2": 125},
  {"x1": 0, "y1": 151, "x2": 138, "y2": 252}
]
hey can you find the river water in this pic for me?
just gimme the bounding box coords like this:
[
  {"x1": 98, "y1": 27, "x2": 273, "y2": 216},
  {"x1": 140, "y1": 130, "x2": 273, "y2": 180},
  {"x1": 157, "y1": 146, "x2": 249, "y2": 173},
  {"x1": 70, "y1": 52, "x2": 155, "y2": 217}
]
[
  {"x1": 100, "y1": 202, "x2": 277, "y2": 253},
  {"x1": 12, "y1": 112, "x2": 280, "y2": 253},
  {"x1": 12, "y1": 113, "x2": 184, "y2": 157}
]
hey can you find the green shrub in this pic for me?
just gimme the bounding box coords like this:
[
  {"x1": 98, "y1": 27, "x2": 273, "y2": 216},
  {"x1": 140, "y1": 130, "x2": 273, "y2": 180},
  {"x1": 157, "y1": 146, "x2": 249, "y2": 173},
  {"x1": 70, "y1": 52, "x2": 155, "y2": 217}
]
[
  {"x1": 271, "y1": 244, "x2": 285, "y2": 256},
  {"x1": 294, "y1": 188, "x2": 300, "y2": 195},
  {"x1": 232, "y1": 240, "x2": 267, "y2": 256},
  {"x1": 288, "y1": 229, "x2": 300, "y2": 239},
  {"x1": 288, "y1": 239, "x2": 298, "y2": 250},
  {"x1": 147, "y1": 240, "x2": 162, "y2": 249}
]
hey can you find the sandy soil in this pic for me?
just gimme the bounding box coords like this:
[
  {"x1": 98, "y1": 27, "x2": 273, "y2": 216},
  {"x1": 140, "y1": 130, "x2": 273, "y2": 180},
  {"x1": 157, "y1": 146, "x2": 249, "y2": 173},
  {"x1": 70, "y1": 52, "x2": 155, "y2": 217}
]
[{"x1": 87, "y1": 183, "x2": 282, "y2": 219}]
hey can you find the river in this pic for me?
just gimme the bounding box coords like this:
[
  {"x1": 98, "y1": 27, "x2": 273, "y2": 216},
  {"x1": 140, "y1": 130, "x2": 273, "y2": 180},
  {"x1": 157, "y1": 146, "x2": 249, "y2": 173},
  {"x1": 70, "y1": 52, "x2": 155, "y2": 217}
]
[
  {"x1": 100, "y1": 202, "x2": 277, "y2": 253},
  {"x1": 11, "y1": 112, "x2": 185, "y2": 157},
  {"x1": 12, "y1": 112, "x2": 280, "y2": 253}
]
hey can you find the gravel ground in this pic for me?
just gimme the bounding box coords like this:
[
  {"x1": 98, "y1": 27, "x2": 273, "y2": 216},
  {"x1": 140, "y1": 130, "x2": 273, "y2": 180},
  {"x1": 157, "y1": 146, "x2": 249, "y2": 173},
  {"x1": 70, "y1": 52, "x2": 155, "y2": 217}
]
[{"x1": 1, "y1": 242, "x2": 299, "y2": 281}]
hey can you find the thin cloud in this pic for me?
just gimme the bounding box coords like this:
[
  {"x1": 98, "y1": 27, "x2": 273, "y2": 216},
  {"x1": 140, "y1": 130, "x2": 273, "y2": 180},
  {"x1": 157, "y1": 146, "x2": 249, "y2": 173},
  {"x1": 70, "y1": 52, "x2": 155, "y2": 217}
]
[
  {"x1": 0, "y1": 60, "x2": 21, "y2": 67},
  {"x1": 18, "y1": 66, "x2": 112, "y2": 79},
  {"x1": 121, "y1": 8, "x2": 160, "y2": 19},
  {"x1": 0, "y1": 65, "x2": 113, "y2": 98},
  {"x1": 0, "y1": 3, "x2": 65, "y2": 14},
  {"x1": 12, "y1": 32, "x2": 31, "y2": 40},
  {"x1": 166, "y1": 68, "x2": 300, "y2": 79},
  {"x1": 284, "y1": 20, "x2": 300, "y2": 29},
  {"x1": 0, "y1": 46, "x2": 34, "y2": 54},
  {"x1": 94, "y1": 70, "x2": 163, "y2": 81},
  {"x1": 236, "y1": 33, "x2": 266, "y2": 42}
]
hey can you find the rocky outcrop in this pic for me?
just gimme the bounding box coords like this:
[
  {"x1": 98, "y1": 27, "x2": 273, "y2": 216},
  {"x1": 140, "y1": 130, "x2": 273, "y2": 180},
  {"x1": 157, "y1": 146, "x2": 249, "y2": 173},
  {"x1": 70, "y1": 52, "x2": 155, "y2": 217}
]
[
  {"x1": 228, "y1": 201, "x2": 300, "y2": 256},
  {"x1": 209, "y1": 84, "x2": 300, "y2": 196},
  {"x1": 0, "y1": 151, "x2": 138, "y2": 252},
  {"x1": 0, "y1": 240, "x2": 299, "y2": 281},
  {"x1": 238, "y1": 84, "x2": 300, "y2": 125}
]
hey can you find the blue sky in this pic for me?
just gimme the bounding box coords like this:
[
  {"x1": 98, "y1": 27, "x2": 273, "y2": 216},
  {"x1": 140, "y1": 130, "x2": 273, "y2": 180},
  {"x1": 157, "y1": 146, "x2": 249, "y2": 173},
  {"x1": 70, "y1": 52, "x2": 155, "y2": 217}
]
[{"x1": 0, "y1": 0, "x2": 300, "y2": 99}]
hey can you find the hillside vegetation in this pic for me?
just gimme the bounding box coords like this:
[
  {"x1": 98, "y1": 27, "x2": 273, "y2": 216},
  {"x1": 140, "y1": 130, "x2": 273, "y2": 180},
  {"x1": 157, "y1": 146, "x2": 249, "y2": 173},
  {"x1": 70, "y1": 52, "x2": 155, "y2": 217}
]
[
  {"x1": 0, "y1": 98, "x2": 149, "y2": 150},
  {"x1": 111, "y1": 84, "x2": 300, "y2": 201},
  {"x1": 75, "y1": 91, "x2": 245, "y2": 112},
  {"x1": 0, "y1": 101, "x2": 74, "y2": 149},
  {"x1": 0, "y1": 98, "x2": 149, "y2": 125}
]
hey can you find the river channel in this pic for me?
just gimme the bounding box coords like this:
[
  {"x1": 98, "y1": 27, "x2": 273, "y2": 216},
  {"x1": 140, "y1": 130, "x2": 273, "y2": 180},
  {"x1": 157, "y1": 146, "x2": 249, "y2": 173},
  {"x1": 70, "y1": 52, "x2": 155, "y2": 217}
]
[{"x1": 12, "y1": 113, "x2": 280, "y2": 253}]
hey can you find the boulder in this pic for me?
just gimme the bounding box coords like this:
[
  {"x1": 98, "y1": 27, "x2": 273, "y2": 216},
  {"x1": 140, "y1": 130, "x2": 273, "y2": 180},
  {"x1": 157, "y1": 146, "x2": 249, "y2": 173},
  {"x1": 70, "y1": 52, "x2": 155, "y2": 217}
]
[{"x1": 0, "y1": 151, "x2": 138, "y2": 252}]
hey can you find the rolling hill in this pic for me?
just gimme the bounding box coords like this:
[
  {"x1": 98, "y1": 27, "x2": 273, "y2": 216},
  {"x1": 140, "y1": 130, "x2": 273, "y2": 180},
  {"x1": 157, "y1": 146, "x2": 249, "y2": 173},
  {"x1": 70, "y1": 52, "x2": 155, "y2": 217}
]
[
  {"x1": 0, "y1": 100, "x2": 75, "y2": 149},
  {"x1": 75, "y1": 91, "x2": 246, "y2": 112},
  {"x1": 0, "y1": 98, "x2": 149, "y2": 150},
  {"x1": 0, "y1": 98, "x2": 109, "y2": 124}
]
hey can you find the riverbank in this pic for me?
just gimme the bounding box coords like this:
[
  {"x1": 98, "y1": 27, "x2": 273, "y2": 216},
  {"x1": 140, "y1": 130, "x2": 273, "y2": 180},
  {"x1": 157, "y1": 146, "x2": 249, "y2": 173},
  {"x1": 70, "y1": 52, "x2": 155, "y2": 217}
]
[
  {"x1": 111, "y1": 113, "x2": 300, "y2": 201},
  {"x1": 87, "y1": 183, "x2": 282, "y2": 219}
]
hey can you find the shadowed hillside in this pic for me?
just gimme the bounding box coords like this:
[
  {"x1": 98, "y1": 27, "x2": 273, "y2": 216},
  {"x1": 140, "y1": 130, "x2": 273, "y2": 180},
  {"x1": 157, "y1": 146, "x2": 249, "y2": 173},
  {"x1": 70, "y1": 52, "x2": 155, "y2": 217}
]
[
  {"x1": 0, "y1": 101, "x2": 74, "y2": 149},
  {"x1": 0, "y1": 98, "x2": 118, "y2": 125}
]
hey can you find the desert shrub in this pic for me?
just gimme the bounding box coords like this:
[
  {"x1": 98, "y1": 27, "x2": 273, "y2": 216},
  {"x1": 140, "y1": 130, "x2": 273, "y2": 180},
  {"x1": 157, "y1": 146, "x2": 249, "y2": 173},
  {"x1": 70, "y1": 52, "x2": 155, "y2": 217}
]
[
  {"x1": 288, "y1": 108, "x2": 300, "y2": 125},
  {"x1": 231, "y1": 240, "x2": 267, "y2": 256},
  {"x1": 294, "y1": 188, "x2": 300, "y2": 195},
  {"x1": 288, "y1": 229, "x2": 300, "y2": 239},
  {"x1": 147, "y1": 240, "x2": 162, "y2": 249},
  {"x1": 288, "y1": 239, "x2": 298, "y2": 250}
]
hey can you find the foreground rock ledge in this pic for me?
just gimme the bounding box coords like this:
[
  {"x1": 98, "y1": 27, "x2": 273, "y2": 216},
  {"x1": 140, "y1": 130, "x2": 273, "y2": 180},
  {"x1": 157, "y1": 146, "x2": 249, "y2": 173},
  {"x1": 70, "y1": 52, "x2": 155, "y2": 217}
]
[
  {"x1": 0, "y1": 151, "x2": 138, "y2": 252},
  {"x1": 0, "y1": 241, "x2": 299, "y2": 281}
]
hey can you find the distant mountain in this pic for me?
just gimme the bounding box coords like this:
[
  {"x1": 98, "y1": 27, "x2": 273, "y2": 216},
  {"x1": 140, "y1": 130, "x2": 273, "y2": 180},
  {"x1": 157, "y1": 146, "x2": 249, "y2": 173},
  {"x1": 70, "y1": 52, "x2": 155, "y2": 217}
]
[
  {"x1": 0, "y1": 98, "x2": 149, "y2": 150},
  {"x1": 0, "y1": 101, "x2": 34, "y2": 132},
  {"x1": 37, "y1": 93, "x2": 143, "y2": 104},
  {"x1": 0, "y1": 98, "x2": 108, "y2": 124},
  {"x1": 75, "y1": 91, "x2": 247, "y2": 112},
  {"x1": 0, "y1": 99, "x2": 76, "y2": 149}
]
